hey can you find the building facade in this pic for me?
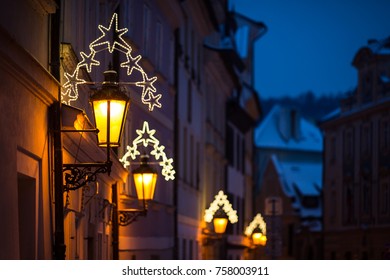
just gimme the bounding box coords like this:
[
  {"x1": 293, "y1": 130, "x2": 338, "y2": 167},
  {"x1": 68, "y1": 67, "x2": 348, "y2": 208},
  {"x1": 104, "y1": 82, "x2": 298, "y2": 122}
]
[
  {"x1": 321, "y1": 37, "x2": 390, "y2": 259},
  {"x1": 254, "y1": 105, "x2": 323, "y2": 259}
]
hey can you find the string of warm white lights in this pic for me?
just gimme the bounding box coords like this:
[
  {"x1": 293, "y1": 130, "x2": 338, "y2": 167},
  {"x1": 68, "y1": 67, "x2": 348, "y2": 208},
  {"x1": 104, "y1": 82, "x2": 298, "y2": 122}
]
[
  {"x1": 244, "y1": 213, "x2": 266, "y2": 236},
  {"x1": 61, "y1": 13, "x2": 162, "y2": 112},
  {"x1": 204, "y1": 190, "x2": 238, "y2": 224},
  {"x1": 119, "y1": 121, "x2": 175, "y2": 181}
]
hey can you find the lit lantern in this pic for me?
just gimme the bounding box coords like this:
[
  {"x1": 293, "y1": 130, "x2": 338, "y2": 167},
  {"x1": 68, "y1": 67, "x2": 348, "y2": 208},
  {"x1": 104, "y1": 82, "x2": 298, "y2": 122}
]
[
  {"x1": 132, "y1": 155, "x2": 158, "y2": 201},
  {"x1": 90, "y1": 69, "x2": 130, "y2": 148},
  {"x1": 213, "y1": 209, "x2": 229, "y2": 234},
  {"x1": 259, "y1": 235, "x2": 267, "y2": 246},
  {"x1": 252, "y1": 227, "x2": 267, "y2": 246}
]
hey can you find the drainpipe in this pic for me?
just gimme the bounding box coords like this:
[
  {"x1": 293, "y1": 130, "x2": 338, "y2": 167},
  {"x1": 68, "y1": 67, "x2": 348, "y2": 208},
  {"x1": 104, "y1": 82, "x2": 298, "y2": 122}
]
[
  {"x1": 173, "y1": 27, "x2": 180, "y2": 260},
  {"x1": 112, "y1": 183, "x2": 119, "y2": 260},
  {"x1": 50, "y1": 0, "x2": 66, "y2": 260}
]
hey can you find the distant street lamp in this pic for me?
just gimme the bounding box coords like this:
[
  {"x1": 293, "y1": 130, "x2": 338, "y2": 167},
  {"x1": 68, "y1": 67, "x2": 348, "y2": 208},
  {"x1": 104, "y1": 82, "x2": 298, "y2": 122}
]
[
  {"x1": 252, "y1": 227, "x2": 267, "y2": 246},
  {"x1": 213, "y1": 208, "x2": 229, "y2": 234},
  {"x1": 245, "y1": 213, "x2": 267, "y2": 247},
  {"x1": 133, "y1": 155, "x2": 158, "y2": 201}
]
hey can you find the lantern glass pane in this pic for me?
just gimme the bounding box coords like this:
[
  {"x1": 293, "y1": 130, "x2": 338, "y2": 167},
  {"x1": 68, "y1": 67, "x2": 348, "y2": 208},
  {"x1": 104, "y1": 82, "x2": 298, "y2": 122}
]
[
  {"x1": 92, "y1": 99, "x2": 127, "y2": 147},
  {"x1": 213, "y1": 217, "x2": 228, "y2": 234},
  {"x1": 134, "y1": 173, "x2": 157, "y2": 200},
  {"x1": 92, "y1": 99, "x2": 108, "y2": 146},
  {"x1": 109, "y1": 99, "x2": 127, "y2": 146},
  {"x1": 252, "y1": 232, "x2": 262, "y2": 245}
]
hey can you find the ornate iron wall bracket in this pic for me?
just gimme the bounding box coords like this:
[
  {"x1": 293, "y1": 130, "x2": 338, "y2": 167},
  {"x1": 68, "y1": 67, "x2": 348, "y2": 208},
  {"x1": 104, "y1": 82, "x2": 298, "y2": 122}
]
[
  {"x1": 63, "y1": 162, "x2": 112, "y2": 192},
  {"x1": 118, "y1": 209, "x2": 147, "y2": 226}
]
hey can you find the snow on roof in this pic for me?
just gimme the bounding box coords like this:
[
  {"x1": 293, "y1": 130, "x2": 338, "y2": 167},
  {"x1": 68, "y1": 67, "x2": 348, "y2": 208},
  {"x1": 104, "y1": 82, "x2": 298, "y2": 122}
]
[
  {"x1": 254, "y1": 105, "x2": 323, "y2": 152},
  {"x1": 282, "y1": 161, "x2": 322, "y2": 196},
  {"x1": 320, "y1": 107, "x2": 341, "y2": 123},
  {"x1": 268, "y1": 154, "x2": 322, "y2": 219}
]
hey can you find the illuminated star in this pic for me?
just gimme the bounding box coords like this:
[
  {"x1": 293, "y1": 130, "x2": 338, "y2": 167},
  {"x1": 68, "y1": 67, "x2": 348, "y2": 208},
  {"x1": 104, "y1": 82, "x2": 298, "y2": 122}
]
[
  {"x1": 136, "y1": 72, "x2": 157, "y2": 99},
  {"x1": 121, "y1": 53, "x2": 142, "y2": 75},
  {"x1": 79, "y1": 51, "x2": 100, "y2": 73},
  {"x1": 143, "y1": 92, "x2": 162, "y2": 111},
  {"x1": 62, "y1": 69, "x2": 85, "y2": 100},
  {"x1": 90, "y1": 13, "x2": 131, "y2": 53},
  {"x1": 159, "y1": 158, "x2": 173, "y2": 170},
  {"x1": 161, "y1": 167, "x2": 176, "y2": 181},
  {"x1": 151, "y1": 144, "x2": 165, "y2": 160},
  {"x1": 120, "y1": 144, "x2": 141, "y2": 168},
  {"x1": 133, "y1": 121, "x2": 159, "y2": 147}
]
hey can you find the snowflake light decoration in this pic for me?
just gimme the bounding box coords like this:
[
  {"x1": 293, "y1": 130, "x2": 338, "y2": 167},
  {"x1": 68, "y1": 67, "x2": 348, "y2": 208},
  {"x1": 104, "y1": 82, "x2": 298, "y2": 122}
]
[
  {"x1": 204, "y1": 190, "x2": 238, "y2": 224},
  {"x1": 244, "y1": 213, "x2": 266, "y2": 237},
  {"x1": 61, "y1": 13, "x2": 162, "y2": 111},
  {"x1": 120, "y1": 121, "x2": 175, "y2": 181}
]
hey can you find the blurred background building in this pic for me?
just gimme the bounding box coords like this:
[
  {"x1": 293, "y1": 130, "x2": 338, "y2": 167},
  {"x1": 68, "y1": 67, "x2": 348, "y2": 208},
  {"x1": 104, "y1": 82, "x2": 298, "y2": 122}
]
[{"x1": 321, "y1": 36, "x2": 390, "y2": 259}]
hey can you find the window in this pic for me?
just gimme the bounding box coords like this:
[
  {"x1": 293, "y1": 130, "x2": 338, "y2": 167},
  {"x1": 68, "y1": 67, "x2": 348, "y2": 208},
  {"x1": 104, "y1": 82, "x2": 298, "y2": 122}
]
[
  {"x1": 330, "y1": 190, "x2": 336, "y2": 224},
  {"x1": 226, "y1": 124, "x2": 234, "y2": 165},
  {"x1": 190, "y1": 134, "x2": 194, "y2": 187},
  {"x1": 361, "y1": 122, "x2": 372, "y2": 157},
  {"x1": 380, "y1": 117, "x2": 390, "y2": 152},
  {"x1": 183, "y1": 127, "x2": 187, "y2": 181},
  {"x1": 343, "y1": 128, "x2": 354, "y2": 162},
  {"x1": 343, "y1": 182, "x2": 355, "y2": 225},
  {"x1": 302, "y1": 196, "x2": 319, "y2": 208},
  {"x1": 155, "y1": 21, "x2": 163, "y2": 70},
  {"x1": 187, "y1": 80, "x2": 192, "y2": 123},
  {"x1": 143, "y1": 5, "x2": 150, "y2": 56},
  {"x1": 361, "y1": 182, "x2": 372, "y2": 216},
  {"x1": 380, "y1": 182, "x2": 389, "y2": 215},
  {"x1": 182, "y1": 239, "x2": 187, "y2": 260},
  {"x1": 189, "y1": 240, "x2": 193, "y2": 260},
  {"x1": 330, "y1": 136, "x2": 336, "y2": 163},
  {"x1": 196, "y1": 142, "x2": 200, "y2": 190},
  {"x1": 18, "y1": 173, "x2": 36, "y2": 259}
]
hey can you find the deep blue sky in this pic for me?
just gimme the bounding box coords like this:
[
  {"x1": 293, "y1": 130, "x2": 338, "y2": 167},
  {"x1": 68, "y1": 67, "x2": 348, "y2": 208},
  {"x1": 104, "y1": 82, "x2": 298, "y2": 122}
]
[{"x1": 230, "y1": 0, "x2": 390, "y2": 99}]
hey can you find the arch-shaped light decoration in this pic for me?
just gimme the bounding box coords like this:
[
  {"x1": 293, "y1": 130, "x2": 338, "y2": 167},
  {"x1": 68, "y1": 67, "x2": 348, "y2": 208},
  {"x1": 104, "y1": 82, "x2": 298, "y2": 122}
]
[
  {"x1": 204, "y1": 190, "x2": 238, "y2": 224},
  {"x1": 119, "y1": 121, "x2": 175, "y2": 181},
  {"x1": 61, "y1": 13, "x2": 162, "y2": 112},
  {"x1": 244, "y1": 213, "x2": 267, "y2": 237}
]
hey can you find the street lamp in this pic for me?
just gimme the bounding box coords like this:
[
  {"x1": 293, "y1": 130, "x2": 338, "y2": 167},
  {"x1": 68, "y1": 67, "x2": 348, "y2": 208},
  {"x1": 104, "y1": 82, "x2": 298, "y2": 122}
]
[
  {"x1": 62, "y1": 69, "x2": 130, "y2": 191},
  {"x1": 53, "y1": 67, "x2": 130, "y2": 259},
  {"x1": 213, "y1": 208, "x2": 229, "y2": 234},
  {"x1": 252, "y1": 227, "x2": 267, "y2": 246},
  {"x1": 116, "y1": 155, "x2": 158, "y2": 226},
  {"x1": 203, "y1": 190, "x2": 238, "y2": 236},
  {"x1": 245, "y1": 213, "x2": 267, "y2": 247},
  {"x1": 133, "y1": 155, "x2": 158, "y2": 201}
]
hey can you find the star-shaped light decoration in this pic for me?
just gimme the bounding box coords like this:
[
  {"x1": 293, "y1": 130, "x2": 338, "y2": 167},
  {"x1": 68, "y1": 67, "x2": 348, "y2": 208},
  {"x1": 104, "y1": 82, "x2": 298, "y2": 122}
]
[
  {"x1": 204, "y1": 190, "x2": 238, "y2": 224},
  {"x1": 120, "y1": 144, "x2": 140, "y2": 168},
  {"x1": 62, "y1": 69, "x2": 86, "y2": 104},
  {"x1": 89, "y1": 13, "x2": 131, "y2": 54},
  {"x1": 151, "y1": 144, "x2": 165, "y2": 160},
  {"x1": 136, "y1": 71, "x2": 158, "y2": 99},
  {"x1": 143, "y1": 91, "x2": 162, "y2": 111},
  {"x1": 61, "y1": 13, "x2": 164, "y2": 112},
  {"x1": 79, "y1": 51, "x2": 100, "y2": 73},
  {"x1": 120, "y1": 121, "x2": 175, "y2": 181},
  {"x1": 133, "y1": 121, "x2": 159, "y2": 147},
  {"x1": 244, "y1": 213, "x2": 266, "y2": 237},
  {"x1": 121, "y1": 53, "x2": 142, "y2": 75}
]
